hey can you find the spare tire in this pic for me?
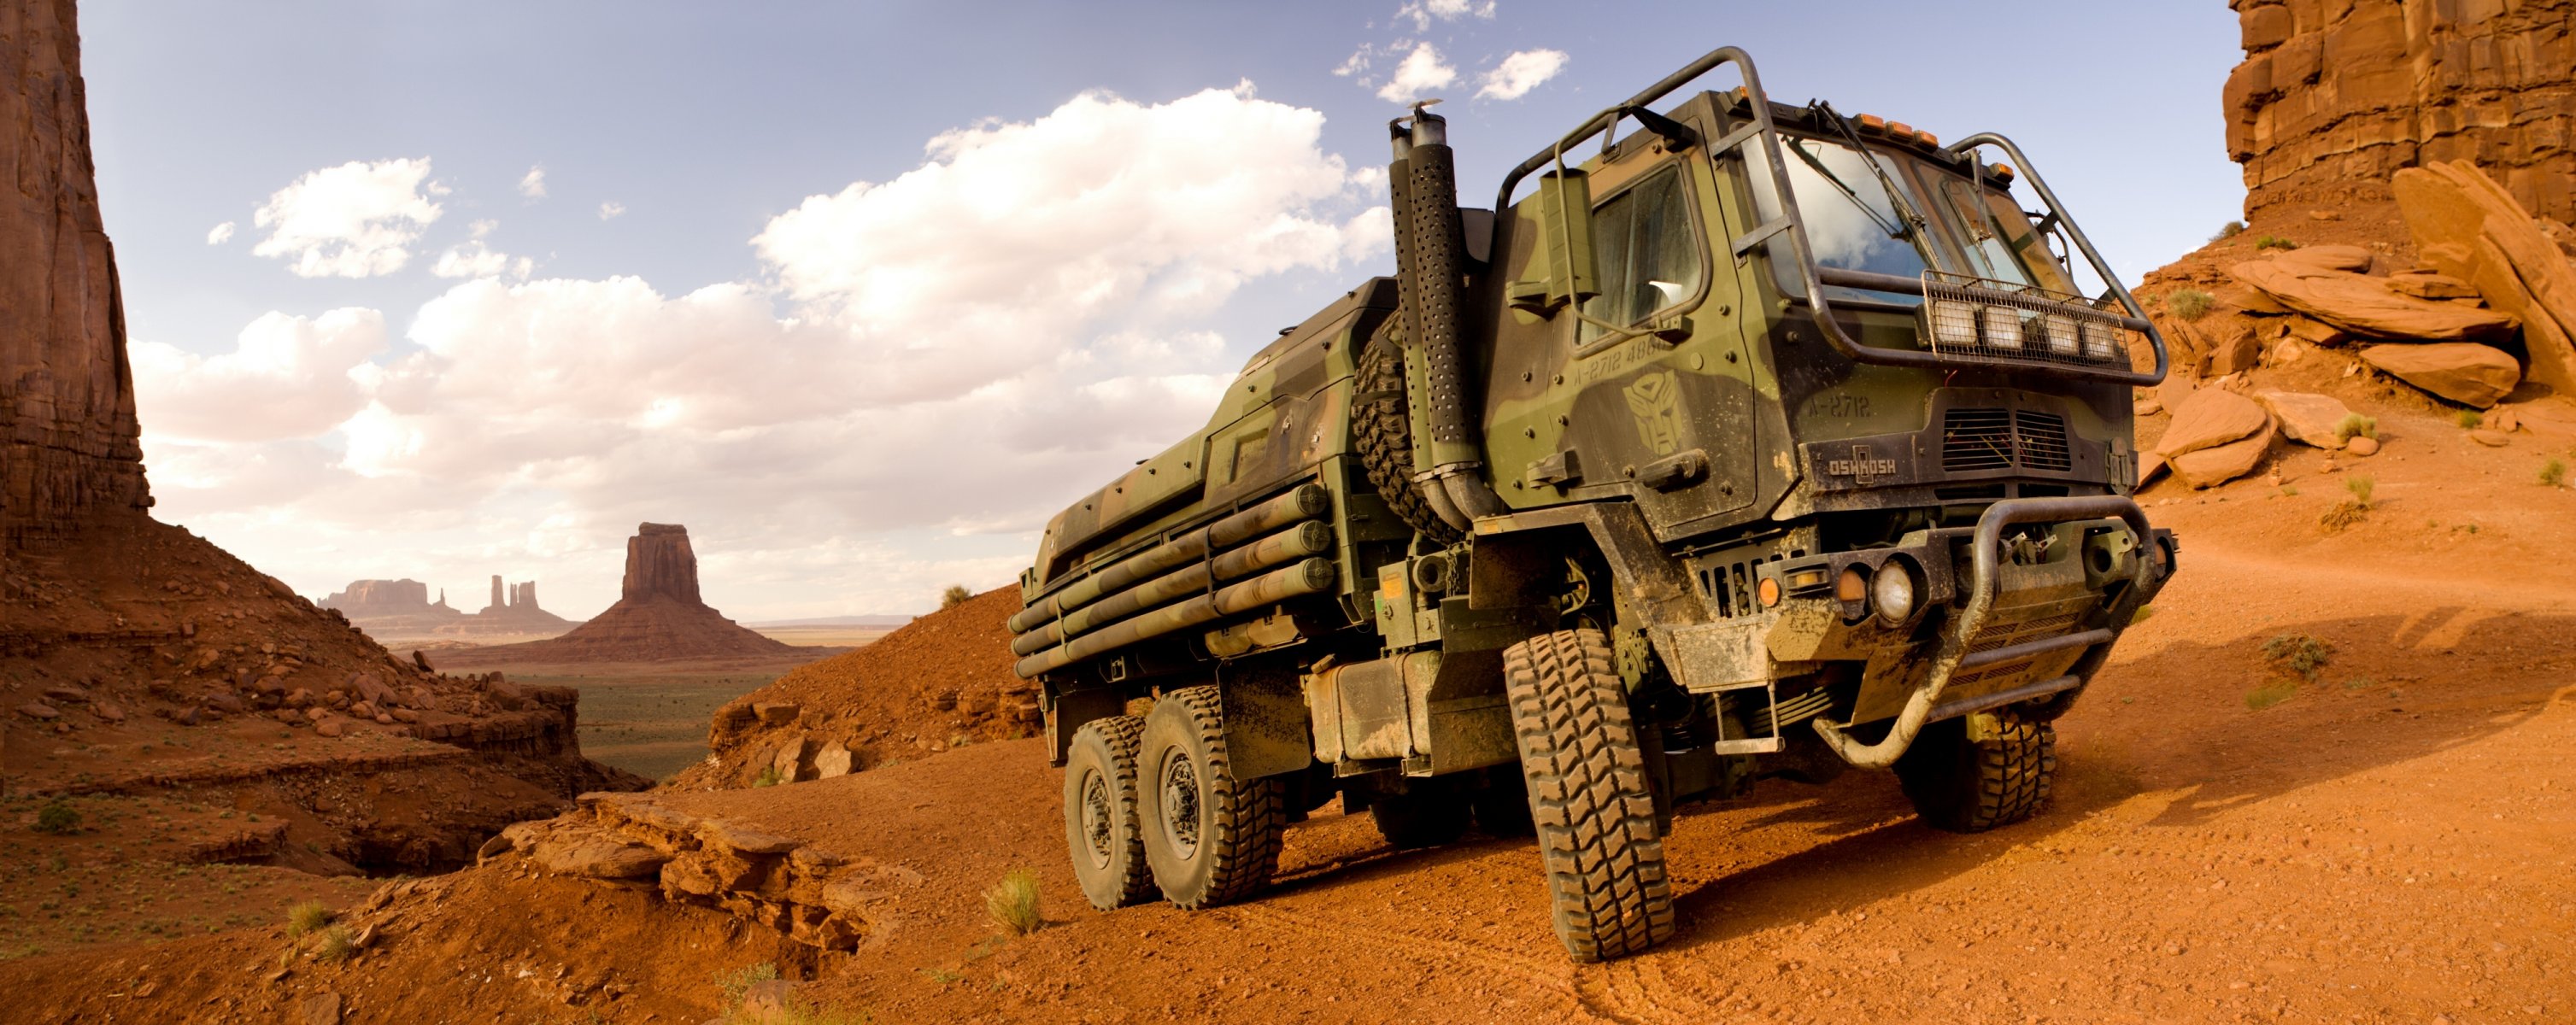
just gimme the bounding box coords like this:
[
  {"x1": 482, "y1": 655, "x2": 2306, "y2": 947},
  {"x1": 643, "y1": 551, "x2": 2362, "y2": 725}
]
[{"x1": 1353, "y1": 327, "x2": 1462, "y2": 544}]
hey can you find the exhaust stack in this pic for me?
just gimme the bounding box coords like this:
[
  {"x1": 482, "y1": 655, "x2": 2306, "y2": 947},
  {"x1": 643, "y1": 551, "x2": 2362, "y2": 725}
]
[{"x1": 1389, "y1": 105, "x2": 1504, "y2": 530}]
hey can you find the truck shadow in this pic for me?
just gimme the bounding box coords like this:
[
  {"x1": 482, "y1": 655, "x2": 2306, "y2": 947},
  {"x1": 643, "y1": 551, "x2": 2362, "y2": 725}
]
[{"x1": 1648, "y1": 606, "x2": 2574, "y2": 951}]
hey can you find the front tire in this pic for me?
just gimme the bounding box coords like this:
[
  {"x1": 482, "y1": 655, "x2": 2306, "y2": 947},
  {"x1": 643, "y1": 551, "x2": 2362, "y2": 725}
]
[
  {"x1": 1139, "y1": 686, "x2": 1285, "y2": 909},
  {"x1": 1894, "y1": 710, "x2": 2057, "y2": 833},
  {"x1": 1504, "y1": 629, "x2": 1675, "y2": 962},
  {"x1": 1063, "y1": 714, "x2": 1154, "y2": 910}
]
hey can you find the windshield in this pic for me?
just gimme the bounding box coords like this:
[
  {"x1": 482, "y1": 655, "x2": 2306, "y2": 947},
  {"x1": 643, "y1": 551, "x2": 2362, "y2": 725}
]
[
  {"x1": 1742, "y1": 135, "x2": 1934, "y2": 306},
  {"x1": 1933, "y1": 176, "x2": 2079, "y2": 294}
]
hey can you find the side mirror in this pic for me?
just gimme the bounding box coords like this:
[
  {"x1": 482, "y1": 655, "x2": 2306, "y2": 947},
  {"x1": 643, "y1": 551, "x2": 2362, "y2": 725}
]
[{"x1": 1510, "y1": 168, "x2": 1600, "y2": 317}]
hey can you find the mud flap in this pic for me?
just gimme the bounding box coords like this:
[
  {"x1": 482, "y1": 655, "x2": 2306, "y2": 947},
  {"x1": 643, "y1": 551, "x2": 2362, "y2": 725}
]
[
  {"x1": 1221, "y1": 670, "x2": 1317, "y2": 781},
  {"x1": 1045, "y1": 687, "x2": 1125, "y2": 768}
]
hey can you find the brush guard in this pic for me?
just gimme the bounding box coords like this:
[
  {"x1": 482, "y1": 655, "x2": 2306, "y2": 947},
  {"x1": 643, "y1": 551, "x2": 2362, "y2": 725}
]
[{"x1": 1811, "y1": 496, "x2": 2168, "y2": 769}]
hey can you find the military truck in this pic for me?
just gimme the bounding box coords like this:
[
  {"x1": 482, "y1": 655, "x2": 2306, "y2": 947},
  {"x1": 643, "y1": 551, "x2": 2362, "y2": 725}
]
[{"x1": 1009, "y1": 46, "x2": 2177, "y2": 961}]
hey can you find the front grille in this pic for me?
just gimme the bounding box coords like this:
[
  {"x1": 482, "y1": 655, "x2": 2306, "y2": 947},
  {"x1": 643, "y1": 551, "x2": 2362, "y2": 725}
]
[
  {"x1": 1942, "y1": 408, "x2": 2073, "y2": 473},
  {"x1": 1942, "y1": 408, "x2": 2016, "y2": 471},
  {"x1": 2015, "y1": 411, "x2": 2072, "y2": 471}
]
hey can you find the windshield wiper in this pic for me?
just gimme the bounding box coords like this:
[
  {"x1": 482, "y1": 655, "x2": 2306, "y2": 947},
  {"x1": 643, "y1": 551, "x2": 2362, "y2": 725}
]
[
  {"x1": 1813, "y1": 100, "x2": 1930, "y2": 241},
  {"x1": 1785, "y1": 138, "x2": 1907, "y2": 241}
]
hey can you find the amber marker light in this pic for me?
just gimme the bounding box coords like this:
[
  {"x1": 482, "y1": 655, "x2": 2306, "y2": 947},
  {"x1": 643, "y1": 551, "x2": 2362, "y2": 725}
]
[
  {"x1": 1757, "y1": 577, "x2": 1781, "y2": 607},
  {"x1": 1836, "y1": 566, "x2": 1869, "y2": 602}
]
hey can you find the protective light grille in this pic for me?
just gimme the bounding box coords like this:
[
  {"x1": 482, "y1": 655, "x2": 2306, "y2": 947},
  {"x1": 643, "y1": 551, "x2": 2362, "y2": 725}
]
[{"x1": 1918, "y1": 271, "x2": 2134, "y2": 369}]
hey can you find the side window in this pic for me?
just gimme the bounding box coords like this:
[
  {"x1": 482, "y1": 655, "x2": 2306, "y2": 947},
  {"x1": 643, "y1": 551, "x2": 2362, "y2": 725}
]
[{"x1": 1580, "y1": 165, "x2": 1703, "y2": 345}]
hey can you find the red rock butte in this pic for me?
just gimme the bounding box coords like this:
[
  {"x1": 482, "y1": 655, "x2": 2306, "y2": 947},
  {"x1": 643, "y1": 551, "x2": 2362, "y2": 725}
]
[
  {"x1": 463, "y1": 523, "x2": 795, "y2": 662},
  {"x1": 2224, "y1": 0, "x2": 2576, "y2": 223}
]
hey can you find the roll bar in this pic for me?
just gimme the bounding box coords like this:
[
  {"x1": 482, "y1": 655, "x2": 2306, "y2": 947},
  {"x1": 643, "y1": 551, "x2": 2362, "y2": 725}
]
[{"x1": 1495, "y1": 46, "x2": 2168, "y2": 387}]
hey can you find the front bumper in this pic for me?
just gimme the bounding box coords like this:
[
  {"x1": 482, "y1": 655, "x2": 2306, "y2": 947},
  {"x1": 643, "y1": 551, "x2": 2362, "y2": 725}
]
[{"x1": 1662, "y1": 496, "x2": 2174, "y2": 767}]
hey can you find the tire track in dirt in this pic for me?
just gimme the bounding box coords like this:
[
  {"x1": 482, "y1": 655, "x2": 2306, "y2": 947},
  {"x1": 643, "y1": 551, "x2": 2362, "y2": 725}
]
[{"x1": 1215, "y1": 902, "x2": 1696, "y2": 1025}]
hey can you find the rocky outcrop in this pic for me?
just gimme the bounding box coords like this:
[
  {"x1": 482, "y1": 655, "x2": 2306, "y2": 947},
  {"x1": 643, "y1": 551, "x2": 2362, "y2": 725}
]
[
  {"x1": 492, "y1": 791, "x2": 916, "y2": 952},
  {"x1": 455, "y1": 523, "x2": 795, "y2": 662},
  {"x1": 2223, "y1": 0, "x2": 2576, "y2": 225},
  {"x1": 2392, "y1": 161, "x2": 2576, "y2": 395},
  {"x1": 2228, "y1": 259, "x2": 2519, "y2": 341},
  {"x1": 2255, "y1": 390, "x2": 2358, "y2": 449},
  {"x1": 1, "y1": 0, "x2": 151, "y2": 553}
]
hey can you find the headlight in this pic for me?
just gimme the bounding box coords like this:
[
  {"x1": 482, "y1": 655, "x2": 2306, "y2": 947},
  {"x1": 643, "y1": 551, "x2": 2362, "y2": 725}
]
[
  {"x1": 1929, "y1": 300, "x2": 1979, "y2": 348},
  {"x1": 2045, "y1": 313, "x2": 2080, "y2": 354},
  {"x1": 2081, "y1": 320, "x2": 2120, "y2": 360},
  {"x1": 1980, "y1": 306, "x2": 2023, "y2": 349},
  {"x1": 1871, "y1": 561, "x2": 1917, "y2": 625}
]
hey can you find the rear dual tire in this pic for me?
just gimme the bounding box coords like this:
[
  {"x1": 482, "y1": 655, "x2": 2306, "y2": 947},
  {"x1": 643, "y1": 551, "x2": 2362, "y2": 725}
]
[{"x1": 1138, "y1": 685, "x2": 1285, "y2": 909}]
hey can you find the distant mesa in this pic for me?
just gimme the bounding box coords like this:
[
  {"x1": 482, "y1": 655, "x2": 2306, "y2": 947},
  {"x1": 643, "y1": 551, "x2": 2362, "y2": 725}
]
[
  {"x1": 455, "y1": 523, "x2": 803, "y2": 663},
  {"x1": 320, "y1": 572, "x2": 576, "y2": 640}
]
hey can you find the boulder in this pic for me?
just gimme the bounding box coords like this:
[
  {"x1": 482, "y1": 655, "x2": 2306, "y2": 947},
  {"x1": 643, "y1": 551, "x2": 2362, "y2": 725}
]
[
  {"x1": 2275, "y1": 244, "x2": 2374, "y2": 273},
  {"x1": 2359, "y1": 343, "x2": 2521, "y2": 407},
  {"x1": 754, "y1": 701, "x2": 800, "y2": 726},
  {"x1": 2253, "y1": 391, "x2": 2357, "y2": 449},
  {"x1": 2345, "y1": 436, "x2": 2380, "y2": 457},
  {"x1": 535, "y1": 835, "x2": 670, "y2": 880},
  {"x1": 2467, "y1": 430, "x2": 2511, "y2": 448},
  {"x1": 2514, "y1": 398, "x2": 2576, "y2": 442},
  {"x1": 2137, "y1": 452, "x2": 2168, "y2": 489},
  {"x1": 814, "y1": 741, "x2": 855, "y2": 778},
  {"x1": 2229, "y1": 261, "x2": 2518, "y2": 342},
  {"x1": 17, "y1": 702, "x2": 60, "y2": 721},
  {"x1": 2155, "y1": 388, "x2": 2268, "y2": 458},
  {"x1": 2392, "y1": 161, "x2": 2576, "y2": 395},
  {"x1": 2172, "y1": 420, "x2": 2277, "y2": 489},
  {"x1": 300, "y1": 993, "x2": 343, "y2": 1025},
  {"x1": 770, "y1": 734, "x2": 809, "y2": 782},
  {"x1": 2209, "y1": 327, "x2": 2265, "y2": 374}
]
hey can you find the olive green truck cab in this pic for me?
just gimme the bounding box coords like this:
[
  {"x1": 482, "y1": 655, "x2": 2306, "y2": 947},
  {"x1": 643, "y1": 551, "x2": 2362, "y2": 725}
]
[{"x1": 1010, "y1": 46, "x2": 2177, "y2": 961}]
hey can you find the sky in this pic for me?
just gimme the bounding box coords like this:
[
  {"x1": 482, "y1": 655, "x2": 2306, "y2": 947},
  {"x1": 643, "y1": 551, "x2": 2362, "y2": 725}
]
[{"x1": 82, "y1": 0, "x2": 2245, "y2": 621}]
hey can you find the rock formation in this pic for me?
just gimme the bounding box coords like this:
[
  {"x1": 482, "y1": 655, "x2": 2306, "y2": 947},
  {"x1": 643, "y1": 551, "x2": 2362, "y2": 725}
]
[
  {"x1": 3, "y1": 0, "x2": 640, "y2": 877},
  {"x1": 2224, "y1": 0, "x2": 2576, "y2": 224},
  {"x1": 459, "y1": 524, "x2": 796, "y2": 662},
  {"x1": 321, "y1": 578, "x2": 442, "y2": 615},
  {"x1": 0, "y1": 0, "x2": 150, "y2": 554}
]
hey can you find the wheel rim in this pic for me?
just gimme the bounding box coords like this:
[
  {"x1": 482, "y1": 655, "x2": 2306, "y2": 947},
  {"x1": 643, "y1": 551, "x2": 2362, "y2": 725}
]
[
  {"x1": 1077, "y1": 768, "x2": 1115, "y2": 869},
  {"x1": 1158, "y1": 750, "x2": 1201, "y2": 862}
]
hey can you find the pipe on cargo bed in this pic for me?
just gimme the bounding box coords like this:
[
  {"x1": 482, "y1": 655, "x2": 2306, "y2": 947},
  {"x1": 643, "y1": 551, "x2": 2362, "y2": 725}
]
[
  {"x1": 1390, "y1": 108, "x2": 1505, "y2": 532},
  {"x1": 1008, "y1": 484, "x2": 1329, "y2": 635},
  {"x1": 1008, "y1": 519, "x2": 1335, "y2": 657},
  {"x1": 1012, "y1": 557, "x2": 1340, "y2": 678}
]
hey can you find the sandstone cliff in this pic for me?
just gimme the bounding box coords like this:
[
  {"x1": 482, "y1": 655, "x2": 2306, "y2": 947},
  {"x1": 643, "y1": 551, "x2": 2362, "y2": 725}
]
[
  {"x1": 2225, "y1": 0, "x2": 2576, "y2": 225},
  {"x1": 0, "y1": 0, "x2": 150, "y2": 554}
]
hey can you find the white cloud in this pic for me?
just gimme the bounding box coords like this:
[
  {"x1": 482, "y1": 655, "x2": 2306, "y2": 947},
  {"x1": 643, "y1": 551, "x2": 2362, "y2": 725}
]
[
  {"x1": 519, "y1": 165, "x2": 547, "y2": 199},
  {"x1": 249, "y1": 158, "x2": 444, "y2": 278},
  {"x1": 148, "y1": 84, "x2": 1392, "y2": 619},
  {"x1": 1397, "y1": 0, "x2": 1494, "y2": 32},
  {"x1": 431, "y1": 243, "x2": 513, "y2": 278},
  {"x1": 206, "y1": 221, "x2": 235, "y2": 245},
  {"x1": 132, "y1": 308, "x2": 388, "y2": 442},
  {"x1": 598, "y1": 201, "x2": 625, "y2": 220},
  {"x1": 1476, "y1": 49, "x2": 1568, "y2": 101},
  {"x1": 1374, "y1": 43, "x2": 1457, "y2": 103}
]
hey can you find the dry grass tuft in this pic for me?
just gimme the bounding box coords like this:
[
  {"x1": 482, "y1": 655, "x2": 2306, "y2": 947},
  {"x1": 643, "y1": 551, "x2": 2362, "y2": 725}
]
[{"x1": 984, "y1": 868, "x2": 1042, "y2": 936}]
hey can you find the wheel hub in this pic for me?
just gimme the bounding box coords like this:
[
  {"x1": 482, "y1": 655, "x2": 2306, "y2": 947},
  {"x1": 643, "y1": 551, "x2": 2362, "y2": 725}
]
[
  {"x1": 1078, "y1": 770, "x2": 1114, "y2": 868},
  {"x1": 1159, "y1": 752, "x2": 1201, "y2": 861}
]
